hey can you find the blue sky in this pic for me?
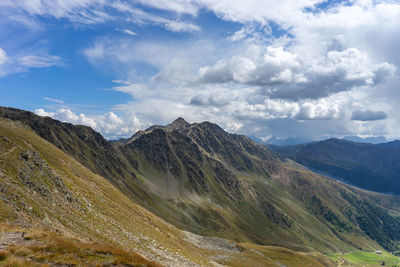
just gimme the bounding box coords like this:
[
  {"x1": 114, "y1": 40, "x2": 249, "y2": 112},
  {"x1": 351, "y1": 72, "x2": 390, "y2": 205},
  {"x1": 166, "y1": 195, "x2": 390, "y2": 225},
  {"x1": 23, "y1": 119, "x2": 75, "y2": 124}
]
[{"x1": 1, "y1": 0, "x2": 400, "y2": 142}]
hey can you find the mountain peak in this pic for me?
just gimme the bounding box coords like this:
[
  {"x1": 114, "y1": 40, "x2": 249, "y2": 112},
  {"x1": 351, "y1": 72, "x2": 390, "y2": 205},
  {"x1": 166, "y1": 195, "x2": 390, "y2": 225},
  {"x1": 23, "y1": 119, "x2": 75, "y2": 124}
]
[{"x1": 168, "y1": 117, "x2": 190, "y2": 129}]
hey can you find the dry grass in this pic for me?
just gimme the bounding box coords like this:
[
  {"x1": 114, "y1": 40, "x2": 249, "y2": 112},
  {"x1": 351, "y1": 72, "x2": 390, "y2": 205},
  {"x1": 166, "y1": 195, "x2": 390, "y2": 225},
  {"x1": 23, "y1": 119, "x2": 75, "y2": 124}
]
[
  {"x1": 1, "y1": 256, "x2": 41, "y2": 267},
  {"x1": 0, "y1": 226, "x2": 161, "y2": 267},
  {"x1": 0, "y1": 251, "x2": 7, "y2": 261}
]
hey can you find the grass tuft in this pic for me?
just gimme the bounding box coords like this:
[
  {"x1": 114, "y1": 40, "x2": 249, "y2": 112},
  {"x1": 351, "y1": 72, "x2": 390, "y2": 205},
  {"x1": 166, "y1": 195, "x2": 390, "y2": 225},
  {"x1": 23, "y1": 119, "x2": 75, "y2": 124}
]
[{"x1": 0, "y1": 251, "x2": 8, "y2": 261}]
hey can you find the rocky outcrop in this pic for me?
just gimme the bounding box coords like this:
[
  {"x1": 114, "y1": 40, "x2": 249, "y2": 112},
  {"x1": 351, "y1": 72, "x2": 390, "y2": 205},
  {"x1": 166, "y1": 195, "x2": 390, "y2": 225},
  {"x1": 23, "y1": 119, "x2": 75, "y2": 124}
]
[{"x1": 18, "y1": 150, "x2": 75, "y2": 203}]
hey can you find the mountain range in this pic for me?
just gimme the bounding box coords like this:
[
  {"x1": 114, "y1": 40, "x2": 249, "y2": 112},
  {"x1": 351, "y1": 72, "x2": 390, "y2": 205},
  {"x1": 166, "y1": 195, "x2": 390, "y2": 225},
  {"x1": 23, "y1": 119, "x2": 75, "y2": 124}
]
[
  {"x1": 272, "y1": 138, "x2": 400, "y2": 195},
  {"x1": 1, "y1": 106, "x2": 400, "y2": 266},
  {"x1": 256, "y1": 135, "x2": 387, "y2": 146}
]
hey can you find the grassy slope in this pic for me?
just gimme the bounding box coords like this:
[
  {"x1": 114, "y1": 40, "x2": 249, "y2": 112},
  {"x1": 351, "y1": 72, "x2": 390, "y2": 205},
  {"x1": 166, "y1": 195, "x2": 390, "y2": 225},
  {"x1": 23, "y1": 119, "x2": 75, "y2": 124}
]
[
  {"x1": 0, "y1": 118, "x2": 330, "y2": 266},
  {"x1": 329, "y1": 251, "x2": 400, "y2": 266}
]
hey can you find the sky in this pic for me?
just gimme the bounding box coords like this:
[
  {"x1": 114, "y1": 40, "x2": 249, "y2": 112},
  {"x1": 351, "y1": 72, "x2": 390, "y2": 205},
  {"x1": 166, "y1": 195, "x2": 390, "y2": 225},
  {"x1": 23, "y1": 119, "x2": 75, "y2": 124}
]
[{"x1": 1, "y1": 0, "x2": 400, "y2": 142}]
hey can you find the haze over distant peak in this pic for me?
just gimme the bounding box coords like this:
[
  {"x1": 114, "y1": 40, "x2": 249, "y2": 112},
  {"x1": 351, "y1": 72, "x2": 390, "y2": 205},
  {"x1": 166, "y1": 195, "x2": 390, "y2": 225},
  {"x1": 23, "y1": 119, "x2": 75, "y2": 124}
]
[{"x1": 342, "y1": 135, "x2": 388, "y2": 144}]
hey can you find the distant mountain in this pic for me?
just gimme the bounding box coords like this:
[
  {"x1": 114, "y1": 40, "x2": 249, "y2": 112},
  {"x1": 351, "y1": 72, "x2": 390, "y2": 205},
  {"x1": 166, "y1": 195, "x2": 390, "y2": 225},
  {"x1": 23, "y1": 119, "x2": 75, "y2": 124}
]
[
  {"x1": 2, "y1": 106, "x2": 400, "y2": 259},
  {"x1": 343, "y1": 135, "x2": 387, "y2": 144},
  {"x1": 378, "y1": 140, "x2": 400, "y2": 150},
  {"x1": 253, "y1": 135, "x2": 387, "y2": 147},
  {"x1": 255, "y1": 136, "x2": 313, "y2": 146},
  {"x1": 272, "y1": 138, "x2": 400, "y2": 195}
]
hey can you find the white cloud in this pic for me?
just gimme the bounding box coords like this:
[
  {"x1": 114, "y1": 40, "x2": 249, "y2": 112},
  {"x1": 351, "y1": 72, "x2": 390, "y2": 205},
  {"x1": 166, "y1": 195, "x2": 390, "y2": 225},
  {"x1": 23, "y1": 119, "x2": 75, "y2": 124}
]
[
  {"x1": 35, "y1": 108, "x2": 55, "y2": 117},
  {"x1": 0, "y1": 48, "x2": 8, "y2": 65},
  {"x1": 164, "y1": 20, "x2": 200, "y2": 32},
  {"x1": 264, "y1": 99, "x2": 300, "y2": 119},
  {"x1": 228, "y1": 26, "x2": 256, "y2": 41},
  {"x1": 1, "y1": 0, "x2": 111, "y2": 25},
  {"x1": 111, "y1": 1, "x2": 200, "y2": 32},
  {"x1": 194, "y1": 0, "x2": 323, "y2": 25},
  {"x1": 44, "y1": 97, "x2": 64, "y2": 104},
  {"x1": 234, "y1": 98, "x2": 343, "y2": 121},
  {"x1": 195, "y1": 46, "x2": 395, "y2": 100},
  {"x1": 296, "y1": 100, "x2": 342, "y2": 120},
  {"x1": 153, "y1": 58, "x2": 199, "y2": 85},
  {"x1": 2, "y1": 0, "x2": 201, "y2": 33},
  {"x1": 18, "y1": 55, "x2": 61, "y2": 68},
  {"x1": 198, "y1": 46, "x2": 303, "y2": 84},
  {"x1": 112, "y1": 81, "x2": 154, "y2": 99},
  {"x1": 132, "y1": 0, "x2": 199, "y2": 15},
  {"x1": 34, "y1": 108, "x2": 143, "y2": 139},
  {"x1": 0, "y1": 49, "x2": 62, "y2": 77},
  {"x1": 83, "y1": 42, "x2": 105, "y2": 60},
  {"x1": 116, "y1": 28, "x2": 137, "y2": 36},
  {"x1": 83, "y1": 38, "x2": 217, "y2": 78},
  {"x1": 318, "y1": 49, "x2": 396, "y2": 85}
]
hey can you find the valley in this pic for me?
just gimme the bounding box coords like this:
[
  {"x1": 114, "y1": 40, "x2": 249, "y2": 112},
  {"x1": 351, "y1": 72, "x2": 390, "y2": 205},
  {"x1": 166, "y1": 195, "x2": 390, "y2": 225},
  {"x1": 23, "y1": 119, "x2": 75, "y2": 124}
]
[{"x1": 272, "y1": 139, "x2": 400, "y2": 195}]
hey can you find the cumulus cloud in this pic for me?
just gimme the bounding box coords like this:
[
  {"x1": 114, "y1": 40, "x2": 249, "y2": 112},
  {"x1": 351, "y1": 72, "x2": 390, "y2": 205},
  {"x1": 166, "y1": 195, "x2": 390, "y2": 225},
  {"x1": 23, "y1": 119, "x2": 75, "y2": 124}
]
[
  {"x1": 263, "y1": 99, "x2": 300, "y2": 119},
  {"x1": 35, "y1": 108, "x2": 98, "y2": 129},
  {"x1": 34, "y1": 108, "x2": 54, "y2": 117},
  {"x1": 196, "y1": 46, "x2": 395, "y2": 100},
  {"x1": 198, "y1": 46, "x2": 303, "y2": 84},
  {"x1": 35, "y1": 108, "x2": 143, "y2": 139},
  {"x1": 194, "y1": 0, "x2": 322, "y2": 25},
  {"x1": 351, "y1": 110, "x2": 388, "y2": 121},
  {"x1": 189, "y1": 86, "x2": 243, "y2": 106},
  {"x1": 258, "y1": 98, "x2": 343, "y2": 120},
  {"x1": 296, "y1": 100, "x2": 342, "y2": 120}
]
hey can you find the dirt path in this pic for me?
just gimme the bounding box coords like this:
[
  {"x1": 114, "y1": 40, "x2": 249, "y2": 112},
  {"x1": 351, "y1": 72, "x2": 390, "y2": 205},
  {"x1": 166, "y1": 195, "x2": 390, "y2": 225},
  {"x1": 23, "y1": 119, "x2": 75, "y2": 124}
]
[{"x1": 338, "y1": 257, "x2": 345, "y2": 267}]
